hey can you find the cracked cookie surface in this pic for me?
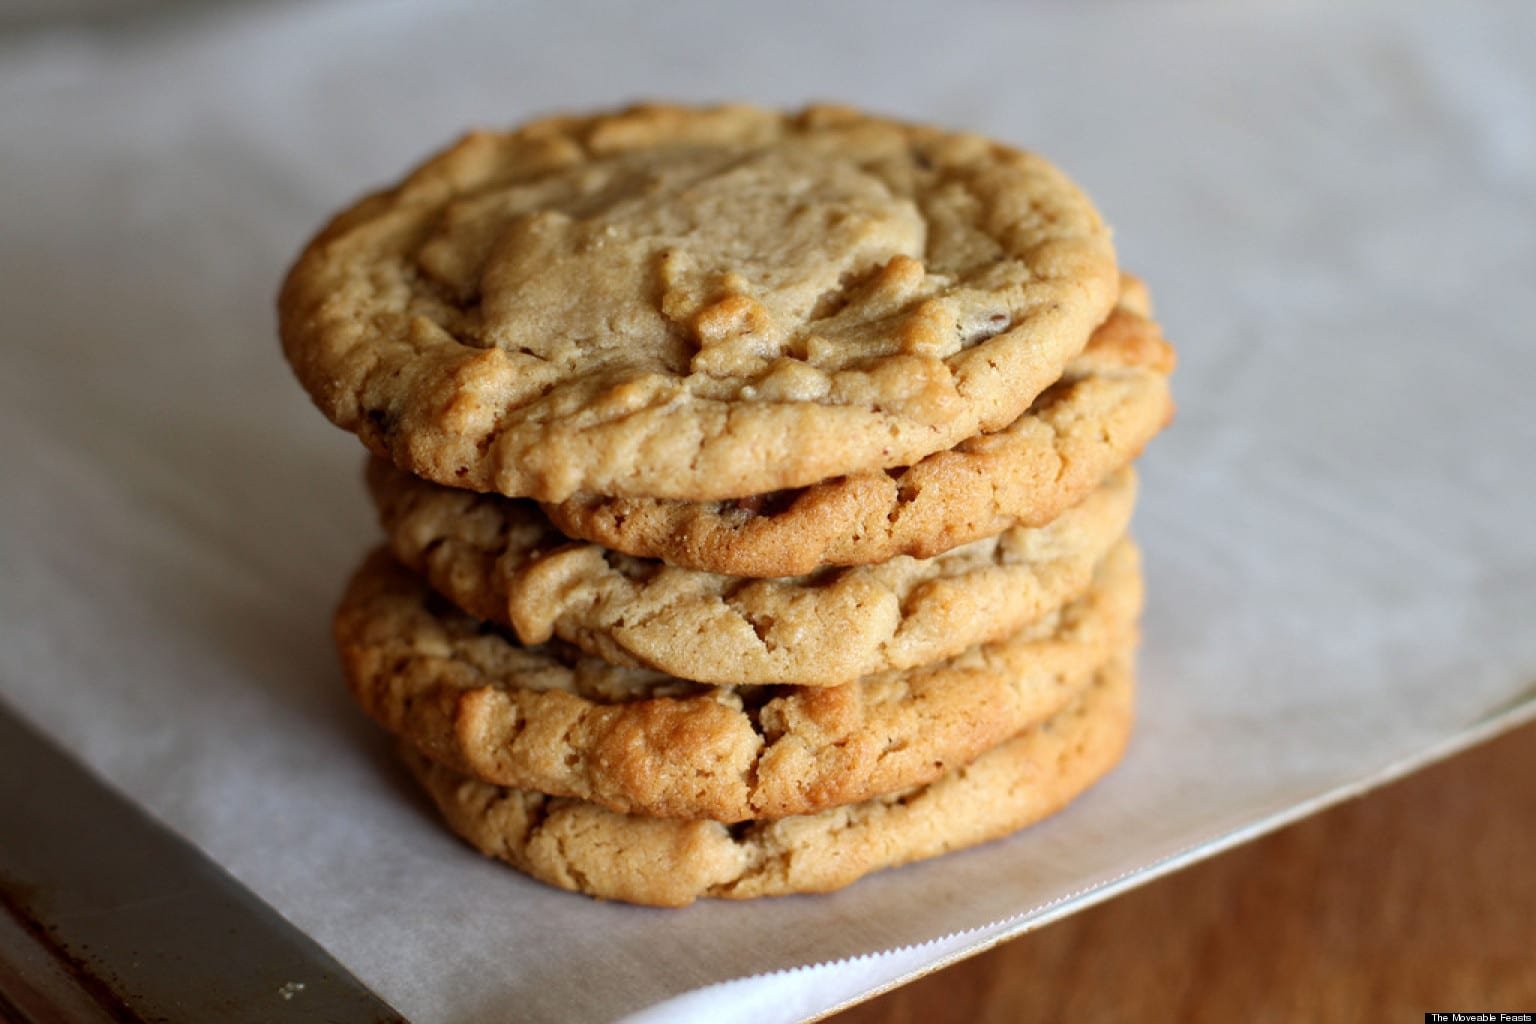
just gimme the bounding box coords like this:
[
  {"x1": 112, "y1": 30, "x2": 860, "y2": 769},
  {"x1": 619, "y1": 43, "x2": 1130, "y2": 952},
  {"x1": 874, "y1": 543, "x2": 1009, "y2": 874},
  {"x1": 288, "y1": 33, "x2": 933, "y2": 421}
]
[
  {"x1": 280, "y1": 103, "x2": 1117, "y2": 502},
  {"x1": 545, "y1": 275, "x2": 1172, "y2": 575},
  {"x1": 400, "y1": 650, "x2": 1135, "y2": 905},
  {"x1": 335, "y1": 542, "x2": 1140, "y2": 822},
  {"x1": 370, "y1": 458, "x2": 1135, "y2": 685}
]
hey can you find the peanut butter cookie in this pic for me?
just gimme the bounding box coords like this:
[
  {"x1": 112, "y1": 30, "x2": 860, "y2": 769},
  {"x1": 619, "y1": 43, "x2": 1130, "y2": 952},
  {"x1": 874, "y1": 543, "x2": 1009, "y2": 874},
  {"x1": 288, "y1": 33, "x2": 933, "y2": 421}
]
[
  {"x1": 280, "y1": 104, "x2": 1117, "y2": 502},
  {"x1": 336, "y1": 543, "x2": 1140, "y2": 822},
  {"x1": 370, "y1": 460, "x2": 1135, "y2": 685},
  {"x1": 399, "y1": 651, "x2": 1135, "y2": 905}
]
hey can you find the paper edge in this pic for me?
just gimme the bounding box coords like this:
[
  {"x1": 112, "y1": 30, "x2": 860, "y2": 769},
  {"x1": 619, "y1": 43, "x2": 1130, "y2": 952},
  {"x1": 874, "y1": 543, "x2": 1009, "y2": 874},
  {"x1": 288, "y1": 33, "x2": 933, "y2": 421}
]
[{"x1": 620, "y1": 691, "x2": 1536, "y2": 1024}]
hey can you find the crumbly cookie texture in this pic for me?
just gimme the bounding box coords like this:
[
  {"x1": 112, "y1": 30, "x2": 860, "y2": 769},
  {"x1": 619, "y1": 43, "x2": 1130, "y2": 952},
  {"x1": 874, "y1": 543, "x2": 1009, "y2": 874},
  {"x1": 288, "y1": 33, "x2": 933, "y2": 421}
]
[
  {"x1": 370, "y1": 459, "x2": 1135, "y2": 685},
  {"x1": 400, "y1": 651, "x2": 1134, "y2": 906},
  {"x1": 280, "y1": 103, "x2": 1118, "y2": 502},
  {"x1": 334, "y1": 542, "x2": 1140, "y2": 821},
  {"x1": 545, "y1": 275, "x2": 1173, "y2": 575}
]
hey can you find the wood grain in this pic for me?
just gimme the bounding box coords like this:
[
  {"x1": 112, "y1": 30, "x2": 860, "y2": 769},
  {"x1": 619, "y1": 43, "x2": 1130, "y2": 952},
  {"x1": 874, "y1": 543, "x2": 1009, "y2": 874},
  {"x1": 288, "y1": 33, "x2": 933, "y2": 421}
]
[{"x1": 834, "y1": 719, "x2": 1536, "y2": 1023}]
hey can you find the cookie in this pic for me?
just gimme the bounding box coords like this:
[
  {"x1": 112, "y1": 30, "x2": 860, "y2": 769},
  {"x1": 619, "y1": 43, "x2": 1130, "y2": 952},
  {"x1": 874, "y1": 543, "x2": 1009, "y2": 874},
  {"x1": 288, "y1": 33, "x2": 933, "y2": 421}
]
[
  {"x1": 399, "y1": 651, "x2": 1135, "y2": 906},
  {"x1": 544, "y1": 275, "x2": 1173, "y2": 575},
  {"x1": 335, "y1": 542, "x2": 1141, "y2": 822},
  {"x1": 280, "y1": 103, "x2": 1118, "y2": 503},
  {"x1": 370, "y1": 460, "x2": 1136, "y2": 685}
]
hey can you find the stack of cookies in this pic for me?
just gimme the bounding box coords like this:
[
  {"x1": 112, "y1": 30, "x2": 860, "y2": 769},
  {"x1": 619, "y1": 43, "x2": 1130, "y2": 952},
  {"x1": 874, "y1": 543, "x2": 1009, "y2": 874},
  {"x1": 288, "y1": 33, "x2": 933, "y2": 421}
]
[{"x1": 279, "y1": 104, "x2": 1173, "y2": 907}]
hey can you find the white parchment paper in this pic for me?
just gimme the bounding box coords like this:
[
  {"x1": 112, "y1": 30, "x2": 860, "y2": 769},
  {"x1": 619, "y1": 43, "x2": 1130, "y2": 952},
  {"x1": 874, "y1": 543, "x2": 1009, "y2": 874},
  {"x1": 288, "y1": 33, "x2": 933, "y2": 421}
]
[{"x1": 1, "y1": 2, "x2": 1533, "y2": 1021}]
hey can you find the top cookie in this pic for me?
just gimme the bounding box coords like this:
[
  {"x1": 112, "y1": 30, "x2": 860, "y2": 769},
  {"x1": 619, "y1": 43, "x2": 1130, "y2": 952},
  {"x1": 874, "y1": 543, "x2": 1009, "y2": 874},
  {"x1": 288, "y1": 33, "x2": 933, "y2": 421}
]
[{"x1": 279, "y1": 104, "x2": 1118, "y2": 502}]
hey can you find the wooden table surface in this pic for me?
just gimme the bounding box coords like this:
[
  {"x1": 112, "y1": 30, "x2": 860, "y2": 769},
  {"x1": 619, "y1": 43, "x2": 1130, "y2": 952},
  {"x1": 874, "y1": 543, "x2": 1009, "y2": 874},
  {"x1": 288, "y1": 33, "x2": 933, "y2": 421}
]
[{"x1": 834, "y1": 719, "x2": 1536, "y2": 1024}]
